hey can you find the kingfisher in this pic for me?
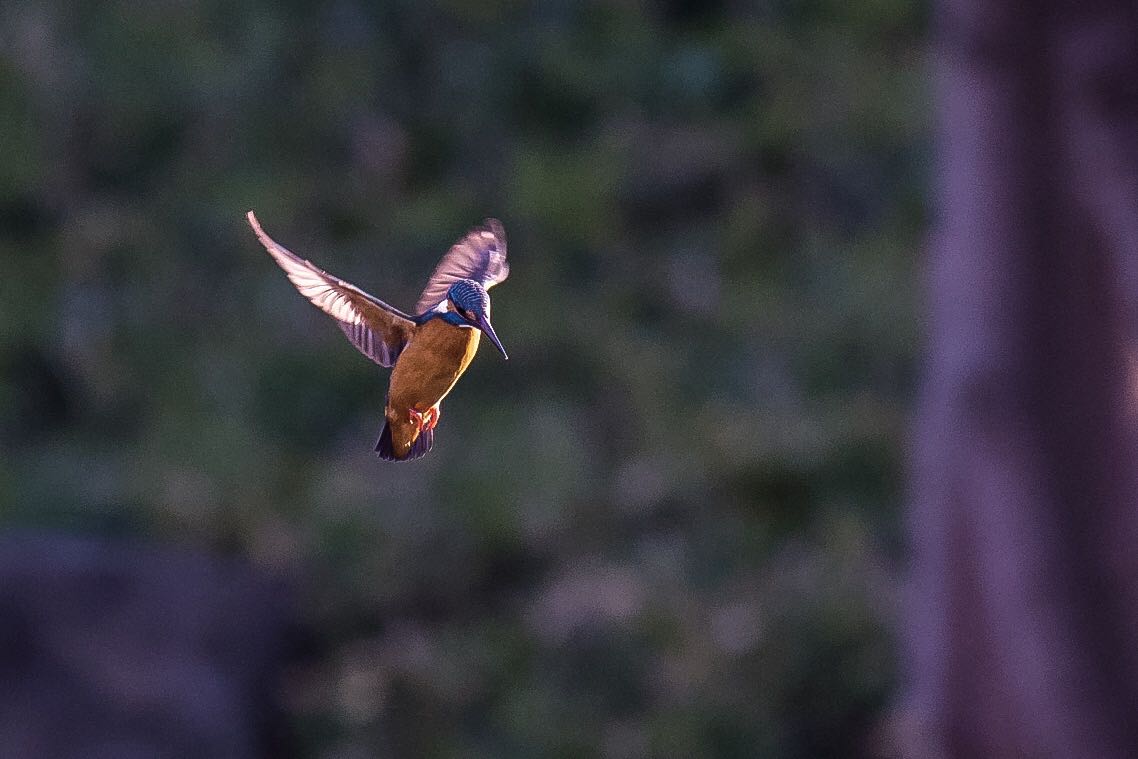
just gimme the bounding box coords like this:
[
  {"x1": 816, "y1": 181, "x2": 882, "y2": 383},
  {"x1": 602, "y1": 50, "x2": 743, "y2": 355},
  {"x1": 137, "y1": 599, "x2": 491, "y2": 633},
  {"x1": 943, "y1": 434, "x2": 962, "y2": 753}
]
[{"x1": 247, "y1": 211, "x2": 509, "y2": 461}]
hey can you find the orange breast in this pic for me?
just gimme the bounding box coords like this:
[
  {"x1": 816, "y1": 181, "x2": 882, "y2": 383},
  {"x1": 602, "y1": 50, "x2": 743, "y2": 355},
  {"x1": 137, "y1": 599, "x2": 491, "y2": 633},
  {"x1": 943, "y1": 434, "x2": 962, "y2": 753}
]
[{"x1": 384, "y1": 318, "x2": 480, "y2": 456}]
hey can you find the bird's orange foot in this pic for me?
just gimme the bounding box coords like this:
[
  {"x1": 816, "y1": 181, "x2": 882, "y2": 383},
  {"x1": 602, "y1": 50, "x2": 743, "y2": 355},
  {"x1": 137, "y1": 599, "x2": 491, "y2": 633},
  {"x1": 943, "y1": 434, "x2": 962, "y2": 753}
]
[{"x1": 408, "y1": 407, "x2": 440, "y2": 432}]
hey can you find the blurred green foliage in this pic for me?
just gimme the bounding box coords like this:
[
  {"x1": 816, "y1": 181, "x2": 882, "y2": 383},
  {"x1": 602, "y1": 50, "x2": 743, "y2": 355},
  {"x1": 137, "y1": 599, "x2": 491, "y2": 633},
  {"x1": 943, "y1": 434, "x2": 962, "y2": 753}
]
[{"x1": 0, "y1": 1, "x2": 925, "y2": 756}]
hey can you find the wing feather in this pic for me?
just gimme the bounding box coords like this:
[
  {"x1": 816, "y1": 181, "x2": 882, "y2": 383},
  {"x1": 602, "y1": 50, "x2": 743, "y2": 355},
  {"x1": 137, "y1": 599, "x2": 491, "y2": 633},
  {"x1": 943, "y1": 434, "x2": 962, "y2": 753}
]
[
  {"x1": 248, "y1": 211, "x2": 415, "y2": 367},
  {"x1": 413, "y1": 219, "x2": 509, "y2": 316}
]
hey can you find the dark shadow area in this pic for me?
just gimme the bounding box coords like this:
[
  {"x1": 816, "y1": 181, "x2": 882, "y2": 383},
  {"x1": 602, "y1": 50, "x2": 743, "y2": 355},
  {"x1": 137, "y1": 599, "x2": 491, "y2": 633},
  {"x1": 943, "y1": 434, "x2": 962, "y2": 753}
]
[{"x1": 0, "y1": 533, "x2": 294, "y2": 758}]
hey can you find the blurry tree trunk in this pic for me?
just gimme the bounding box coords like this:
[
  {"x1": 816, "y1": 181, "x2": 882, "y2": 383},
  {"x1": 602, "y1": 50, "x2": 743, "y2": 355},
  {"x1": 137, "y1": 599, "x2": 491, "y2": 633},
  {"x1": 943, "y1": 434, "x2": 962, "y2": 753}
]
[{"x1": 909, "y1": 1, "x2": 1138, "y2": 757}]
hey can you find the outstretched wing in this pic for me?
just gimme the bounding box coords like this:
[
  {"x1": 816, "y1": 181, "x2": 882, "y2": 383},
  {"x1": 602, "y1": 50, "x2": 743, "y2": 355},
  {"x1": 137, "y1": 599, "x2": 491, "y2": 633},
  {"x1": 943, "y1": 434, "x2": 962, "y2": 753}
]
[
  {"x1": 248, "y1": 211, "x2": 415, "y2": 367},
  {"x1": 413, "y1": 219, "x2": 509, "y2": 316}
]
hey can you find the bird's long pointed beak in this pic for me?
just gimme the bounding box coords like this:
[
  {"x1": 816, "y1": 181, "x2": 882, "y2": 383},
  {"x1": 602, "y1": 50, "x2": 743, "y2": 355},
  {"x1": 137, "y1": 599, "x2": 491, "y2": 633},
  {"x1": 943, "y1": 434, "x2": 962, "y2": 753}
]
[{"x1": 476, "y1": 314, "x2": 508, "y2": 360}]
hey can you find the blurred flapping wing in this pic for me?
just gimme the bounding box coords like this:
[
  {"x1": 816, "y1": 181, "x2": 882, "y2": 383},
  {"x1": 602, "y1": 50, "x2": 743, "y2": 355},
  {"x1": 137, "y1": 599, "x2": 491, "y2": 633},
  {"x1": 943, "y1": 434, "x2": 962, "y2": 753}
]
[
  {"x1": 248, "y1": 211, "x2": 415, "y2": 367},
  {"x1": 413, "y1": 219, "x2": 509, "y2": 316}
]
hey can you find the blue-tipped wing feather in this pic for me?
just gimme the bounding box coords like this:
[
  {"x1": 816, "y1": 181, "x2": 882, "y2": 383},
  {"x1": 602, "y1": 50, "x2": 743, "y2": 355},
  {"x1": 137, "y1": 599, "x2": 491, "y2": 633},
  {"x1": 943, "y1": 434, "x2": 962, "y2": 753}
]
[{"x1": 413, "y1": 219, "x2": 509, "y2": 316}]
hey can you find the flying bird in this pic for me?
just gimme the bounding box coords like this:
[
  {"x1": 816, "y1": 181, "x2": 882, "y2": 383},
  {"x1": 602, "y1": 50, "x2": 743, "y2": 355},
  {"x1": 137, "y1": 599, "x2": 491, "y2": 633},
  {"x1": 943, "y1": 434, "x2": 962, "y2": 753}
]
[{"x1": 247, "y1": 211, "x2": 509, "y2": 461}]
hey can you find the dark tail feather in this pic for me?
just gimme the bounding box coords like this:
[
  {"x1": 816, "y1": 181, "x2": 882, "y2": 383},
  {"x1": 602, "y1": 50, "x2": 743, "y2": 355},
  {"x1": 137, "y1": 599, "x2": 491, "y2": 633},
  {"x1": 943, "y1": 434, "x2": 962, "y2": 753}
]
[
  {"x1": 375, "y1": 421, "x2": 396, "y2": 460},
  {"x1": 406, "y1": 425, "x2": 434, "y2": 459},
  {"x1": 375, "y1": 420, "x2": 434, "y2": 461}
]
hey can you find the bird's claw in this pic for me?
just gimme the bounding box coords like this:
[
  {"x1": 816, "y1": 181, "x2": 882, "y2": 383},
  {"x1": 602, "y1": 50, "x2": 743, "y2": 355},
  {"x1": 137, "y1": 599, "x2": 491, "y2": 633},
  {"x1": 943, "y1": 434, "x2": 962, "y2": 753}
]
[{"x1": 408, "y1": 406, "x2": 440, "y2": 432}]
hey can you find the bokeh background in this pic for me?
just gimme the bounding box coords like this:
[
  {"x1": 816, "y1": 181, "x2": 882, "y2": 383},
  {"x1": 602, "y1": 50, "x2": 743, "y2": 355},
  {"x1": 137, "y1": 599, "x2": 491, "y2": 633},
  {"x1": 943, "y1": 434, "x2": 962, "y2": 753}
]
[{"x1": 0, "y1": 2, "x2": 926, "y2": 757}]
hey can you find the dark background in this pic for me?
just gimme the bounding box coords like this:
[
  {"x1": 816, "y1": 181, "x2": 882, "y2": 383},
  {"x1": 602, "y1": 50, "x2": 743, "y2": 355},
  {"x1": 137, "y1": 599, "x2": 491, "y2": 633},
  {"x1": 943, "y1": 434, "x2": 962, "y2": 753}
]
[{"x1": 0, "y1": 2, "x2": 925, "y2": 757}]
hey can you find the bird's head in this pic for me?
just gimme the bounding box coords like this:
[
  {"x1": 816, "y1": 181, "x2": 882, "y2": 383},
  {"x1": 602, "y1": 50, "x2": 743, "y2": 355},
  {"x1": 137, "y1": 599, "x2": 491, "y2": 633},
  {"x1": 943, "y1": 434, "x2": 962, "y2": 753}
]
[{"x1": 447, "y1": 279, "x2": 507, "y2": 359}]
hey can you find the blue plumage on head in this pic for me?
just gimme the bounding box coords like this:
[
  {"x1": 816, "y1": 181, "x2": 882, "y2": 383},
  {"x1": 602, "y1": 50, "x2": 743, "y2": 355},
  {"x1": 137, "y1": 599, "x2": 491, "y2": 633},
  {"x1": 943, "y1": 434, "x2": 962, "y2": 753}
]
[{"x1": 447, "y1": 279, "x2": 490, "y2": 315}]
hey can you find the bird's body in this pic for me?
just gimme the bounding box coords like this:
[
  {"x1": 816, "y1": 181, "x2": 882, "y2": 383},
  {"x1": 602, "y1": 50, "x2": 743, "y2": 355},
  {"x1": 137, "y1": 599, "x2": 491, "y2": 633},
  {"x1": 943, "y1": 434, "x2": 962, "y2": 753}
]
[
  {"x1": 247, "y1": 211, "x2": 509, "y2": 461},
  {"x1": 384, "y1": 315, "x2": 481, "y2": 458}
]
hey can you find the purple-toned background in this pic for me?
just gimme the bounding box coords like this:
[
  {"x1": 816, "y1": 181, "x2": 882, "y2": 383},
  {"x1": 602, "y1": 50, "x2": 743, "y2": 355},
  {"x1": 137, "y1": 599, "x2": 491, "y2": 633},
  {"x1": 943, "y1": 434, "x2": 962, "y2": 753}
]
[{"x1": 909, "y1": 1, "x2": 1138, "y2": 756}]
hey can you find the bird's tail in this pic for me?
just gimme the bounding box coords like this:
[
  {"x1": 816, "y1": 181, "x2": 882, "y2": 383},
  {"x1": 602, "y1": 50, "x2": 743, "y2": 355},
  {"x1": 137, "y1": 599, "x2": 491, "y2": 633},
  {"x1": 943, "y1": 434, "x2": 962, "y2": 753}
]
[{"x1": 375, "y1": 418, "x2": 434, "y2": 461}]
